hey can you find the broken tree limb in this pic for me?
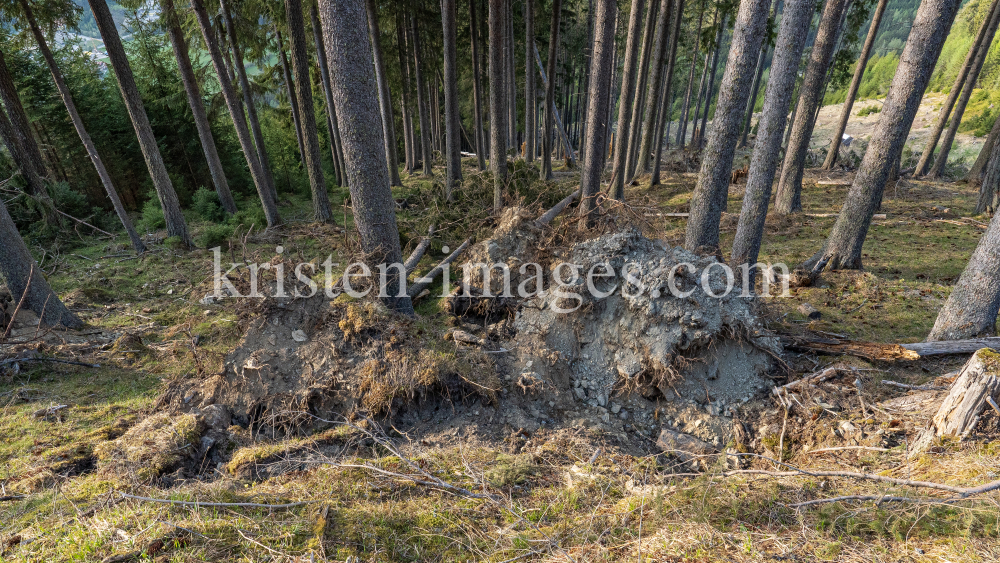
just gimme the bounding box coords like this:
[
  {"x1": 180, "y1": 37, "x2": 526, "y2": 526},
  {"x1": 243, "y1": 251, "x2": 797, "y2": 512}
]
[
  {"x1": 881, "y1": 380, "x2": 947, "y2": 391},
  {"x1": 911, "y1": 349, "x2": 1000, "y2": 456},
  {"x1": 407, "y1": 237, "x2": 473, "y2": 299},
  {"x1": 535, "y1": 189, "x2": 580, "y2": 227},
  {"x1": 901, "y1": 338, "x2": 1000, "y2": 357},
  {"x1": 779, "y1": 334, "x2": 920, "y2": 361},
  {"x1": 533, "y1": 43, "x2": 576, "y2": 165},
  {"x1": 403, "y1": 224, "x2": 435, "y2": 275}
]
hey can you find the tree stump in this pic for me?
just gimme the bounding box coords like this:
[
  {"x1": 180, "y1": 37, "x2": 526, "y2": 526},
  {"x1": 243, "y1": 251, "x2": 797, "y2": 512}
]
[{"x1": 911, "y1": 348, "x2": 1000, "y2": 456}]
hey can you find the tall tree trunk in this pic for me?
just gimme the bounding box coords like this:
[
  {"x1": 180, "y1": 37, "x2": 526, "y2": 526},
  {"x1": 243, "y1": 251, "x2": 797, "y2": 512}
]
[
  {"x1": 651, "y1": 0, "x2": 685, "y2": 184},
  {"x1": 410, "y1": 13, "x2": 434, "y2": 176},
  {"x1": 19, "y1": 0, "x2": 145, "y2": 251},
  {"x1": 739, "y1": 45, "x2": 768, "y2": 148},
  {"x1": 277, "y1": 39, "x2": 306, "y2": 166},
  {"x1": 0, "y1": 52, "x2": 48, "y2": 186},
  {"x1": 677, "y1": 0, "x2": 705, "y2": 147},
  {"x1": 221, "y1": 0, "x2": 278, "y2": 202},
  {"x1": 684, "y1": 0, "x2": 772, "y2": 252},
  {"x1": 507, "y1": 2, "x2": 517, "y2": 152},
  {"x1": 811, "y1": 0, "x2": 962, "y2": 270},
  {"x1": 579, "y1": 0, "x2": 595, "y2": 161},
  {"x1": 0, "y1": 197, "x2": 81, "y2": 328},
  {"x1": 774, "y1": 0, "x2": 849, "y2": 214},
  {"x1": 311, "y1": 6, "x2": 347, "y2": 187},
  {"x1": 191, "y1": 0, "x2": 281, "y2": 227},
  {"x1": 609, "y1": 0, "x2": 647, "y2": 198},
  {"x1": 916, "y1": 0, "x2": 1000, "y2": 176},
  {"x1": 967, "y1": 112, "x2": 1000, "y2": 182},
  {"x1": 928, "y1": 3, "x2": 1000, "y2": 178},
  {"x1": 975, "y1": 128, "x2": 1000, "y2": 213},
  {"x1": 317, "y1": 0, "x2": 414, "y2": 315},
  {"x1": 697, "y1": 14, "x2": 725, "y2": 149},
  {"x1": 365, "y1": 0, "x2": 402, "y2": 187},
  {"x1": 822, "y1": 0, "x2": 888, "y2": 170},
  {"x1": 396, "y1": 16, "x2": 416, "y2": 174},
  {"x1": 88, "y1": 0, "x2": 191, "y2": 245},
  {"x1": 731, "y1": 0, "x2": 816, "y2": 274},
  {"x1": 578, "y1": 0, "x2": 616, "y2": 227},
  {"x1": 285, "y1": 0, "x2": 334, "y2": 222},
  {"x1": 0, "y1": 90, "x2": 48, "y2": 206},
  {"x1": 441, "y1": 0, "x2": 463, "y2": 197},
  {"x1": 471, "y1": 0, "x2": 488, "y2": 170},
  {"x1": 162, "y1": 0, "x2": 236, "y2": 215},
  {"x1": 624, "y1": 0, "x2": 659, "y2": 179},
  {"x1": 690, "y1": 52, "x2": 710, "y2": 147},
  {"x1": 541, "y1": 0, "x2": 563, "y2": 179},
  {"x1": 489, "y1": 0, "x2": 509, "y2": 212},
  {"x1": 525, "y1": 0, "x2": 536, "y2": 164}
]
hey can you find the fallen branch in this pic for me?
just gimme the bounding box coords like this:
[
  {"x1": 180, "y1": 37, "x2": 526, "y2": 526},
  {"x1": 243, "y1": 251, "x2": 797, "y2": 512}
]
[
  {"x1": 55, "y1": 208, "x2": 116, "y2": 238},
  {"x1": 119, "y1": 493, "x2": 311, "y2": 510},
  {"x1": 0, "y1": 358, "x2": 100, "y2": 368},
  {"x1": 901, "y1": 338, "x2": 1000, "y2": 357},
  {"x1": 0, "y1": 495, "x2": 25, "y2": 502},
  {"x1": 881, "y1": 380, "x2": 947, "y2": 391},
  {"x1": 403, "y1": 224, "x2": 435, "y2": 276},
  {"x1": 408, "y1": 237, "x2": 473, "y2": 298},
  {"x1": 807, "y1": 446, "x2": 891, "y2": 454},
  {"x1": 535, "y1": 190, "x2": 580, "y2": 227}
]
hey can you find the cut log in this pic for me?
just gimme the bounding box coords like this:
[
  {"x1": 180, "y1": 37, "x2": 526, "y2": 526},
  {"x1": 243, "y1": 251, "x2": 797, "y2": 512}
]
[
  {"x1": 535, "y1": 190, "x2": 579, "y2": 227},
  {"x1": 797, "y1": 303, "x2": 821, "y2": 320},
  {"x1": 403, "y1": 224, "x2": 435, "y2": 275},
  {"x1": 407, "y1": 237, "x2": 473, "y2": 298},
  {"x1": 911, "y1": 349, "x2": 1000, "y2": 455}
]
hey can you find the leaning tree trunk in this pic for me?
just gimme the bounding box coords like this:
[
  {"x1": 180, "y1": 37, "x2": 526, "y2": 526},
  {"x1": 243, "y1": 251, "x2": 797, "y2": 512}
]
[
  {"x1": 916, "y1": 0, "x2": 1000, "y2": 176},
  {"x1": 609, "y1": 0, "x2": 646, "y2": 198},
  {"x1": 311, "y1": 6, "x2": 348, "y2": 188},
  {"x1": 317, "y1": 0, "x2": 414, "y2": 315},
  {"x1": 277, "y1": 39, "x2": 306, "y2": 165},
  {"x1": 410, "y1": 13, "x2": 434, "y2": 176},
  {"x1": 525, "y1": 0, "x2": 536, "y2": 164},
  {"x1": 636, "y1": 0, "x2": 674, "y2": 175},
  {"x1": 624, "y1": 0, "x2": 659, "y2": 180},
  {"x1": 541, "y1": 0, "x2": 563, "y2": 180},
  {"x1": 651, "y1": 0, "x2": 685, "y2": 185},
  {"x1": 441, "y1": 0, "x2": 463, "y2": 198},
  {"x1": 975, "y1": 132, "x2": 1000, "y2": 213},
  {"x1": 697, "y1": 15, "x2": 725, "y2": 149},
  {"x1": 684, "y1": 0, "x2": 772, "y2": 253},
  {"x1": 489, "y1": 0, "x2": 509, "y2": 213},
  {"x1": 0, "y1": 197, "x2": 81, "y2": 328},
  {"x1": 0, "y1": 50, "x2": 48, "y2": 188},
  {"x1": 739, "y1": 43, "x2": 768, "y2": 148},
  {"x1": 471, "y1": 0, "x2": 488, "y2": 171},
  {"x1": 928, "y1": 2, "x2": 1000, "y2": 179},
  {"x1": 191, "y1": 0, "x2": 281, "y2": 227},
  {"x1": 773, "y1": 0, "x2": 849, "y2": 214},
  {"x1": 366, "y1": 0, "x2": 403, "y2": 187},
  {"x1": 577, "y1": 0, "x2": 616, "y2": 228},
  {"x1": 822, "y1": 0, "x2": 889, "y2": 170},
  {"x1": 285, "y1": 0, "x2": 334, "y2": 222},
  {"x1": 0, "y1": 83, "x2": 48, "y2": 208},
  {"x1": 19, "y1": 0, "x2": 144, "y2": 252},
  {"x1": 88, "y1": 0, "x2": 191, "y2": 246},
  {"x1": 162, "y1": 0, "x2": 236, "y2": 215},
  {"x1": 968, "y1": 112, "x2": 1000, "y2": 183},
  {"x1": 220, "y1": 0, "x2": 278, "y2": 201},
  {"x1": 910, "y1": 349, "x2": 1000, "y2": 455},
  {"x1": 731, "y1": 0, "x2": 817, "y2": 275},
  {"x1": 812, "y1": 0, "x2": 962, "y2": 271},
  {"x1": 677, "y1": 0, "x2": 706, "y2": 147},
  {"x1": 690, "y1": 52, "x2": 710, "y2": 147}
]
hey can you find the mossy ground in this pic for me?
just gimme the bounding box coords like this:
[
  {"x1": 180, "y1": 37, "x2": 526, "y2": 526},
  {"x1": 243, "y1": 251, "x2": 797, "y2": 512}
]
[{"x1": 2, "y1": 155, "x2": 999, "y2": 561}]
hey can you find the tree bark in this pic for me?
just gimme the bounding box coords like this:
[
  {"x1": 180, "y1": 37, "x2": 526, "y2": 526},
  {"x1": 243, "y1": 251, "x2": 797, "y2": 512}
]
[
  {"x1": 739, "y1": 45, "x2": 768, "y2": 149},
  {"x1": 540, "y1": 0, "x2": 563, "y2": 180},
  {"x1": 507, "y1": 1, "x2": 517, "y2": 152},
  {"x1": 220, "y1": 0, "x2": 278, "y2": 202},
  {"x1": 0, "y1": 83, "x2": 48, "y2": 208},
  {"x1": 365, "y1": 0, "x2": 402, "y2": 187},
  {"x1": 774, "y1": 0, "x2": 849, "y2": 214},
  {"x1": 410, "y1": 13, "x2": 434, "y2": 176},
  {"x1": 690, "y1": 52, "x2": 711, "y2": 147},
  {"x1": 968, "y1": 111, "x2": 1000, "y2": 183},
  {"x1": 191, "y1": 0, "x2": 281, "y2": 228},
  {"x1": 731, "y1": 0, "x2": 817, "y2": 274},
  {"x1": 277, "y1": 39, "x2": 306, "y2": 167},
  {"x1": 813, "y1": 0, "x2": 962, "y2": 271},
  {"x1": 440, "y1": 0, "x2": 463, "y2": 197},
  {"x1": 525, "y1": 0, "x2": 536, "y2": 164},
  {"x1": 489, "y1": 0, "x2": 509, "y2": 213},
  {"x1": 577, "y1": 0, "x2": 616, "y2": 227},
  {"x1": 317, "y1": 0, "x2": 413, "y2": 314},
  {"x1": 975, "y1": 132, "x2": 1000, "y2": 213},
  {"x1": 609, "y1": 0, "x2": 646, "y2": 198},
  {"x1": 822, "y1": 0, "x2": 888, "y2": 170},
  {"x1": 284, "y1": 0, "x2": 334, "y2": 222},
  {"x1": 470, "y1": 0, "x2": 488, "y2": 170},
  {"x1": 697, "y1": 14, "x2": 725, "y2": 149},
  {"x1": 579, "y1": 0, "x2": 595, "y2": 161},
  {"x1": 312, "y1": 6, "x2": 348, "y2": 188},
  {"x1": 684, "y1": 0, "x2": 772, "y2": 252},
  {"x1": 624, "y1": 0, "x2": 659, "y2": 180},
  {"x1": 88, "y1": 0, "x2": 191, "y2": 245},
  {"x1": 651, "y1": 0, "x2": 685, "y2": 185},
  {"x1": 928, "y1": 2, "x2": 1000, "y2": 178},
  {"x1": 677, "y1": 0, "x2": 706, "y2": 147},
  {"x1": 915, "y1": 0, "x2": 1000, "y2": 176},
  {"x1": 0, "y1": 197, "x2": 81, "y2": 328},
  {"x1": 0, "y1": 51, "x2": 49, "y2": 204}
]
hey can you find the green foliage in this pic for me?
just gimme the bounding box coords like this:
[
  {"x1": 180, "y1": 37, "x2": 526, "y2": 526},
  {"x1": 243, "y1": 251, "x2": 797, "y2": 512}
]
[
  {"x1": 192, "y1": 187, "x2": 226, "y2": 223},
  {"x1": 198, "y1": 224, "x2": 235, "y2": 249},
  {"x1": 228, "y1": 203, "x2": 269, "y2": 230},
  {"x1": 139, "y1": 197, "x2": 165, "y2": 231},
  {"x1": 49, "y1": 181, "x2": 90, "y2": 219},
  {"x1": 856, "y1": 104, "x2": 881, "y2": 117}
]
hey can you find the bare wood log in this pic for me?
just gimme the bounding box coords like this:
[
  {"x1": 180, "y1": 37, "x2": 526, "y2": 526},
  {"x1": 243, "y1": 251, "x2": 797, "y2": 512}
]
[
  {"x1": 403, "y1": 224, "x2": 435, "y2": 275},
  {"x1": 407, "y1": 237, "x2": 473, "y2": 298},
  {"x1": 911, "y1": 349, "x2": 1000, "y2": 455},
  {"x1": 901, "y1": 338, "x2": 1000, "y2": 357},
  {"x1": 780, "y1": 335, "x2": 920, "y2": 361},
  {"x1": 535, "y1": 190, "x2": 579, "y2": 227},
  {"x1": 882, "y1": 380, "x2": 947, "y2": 391},
  {"x1": 797, "y1": 303, "x2": 821, "y2": 320}
]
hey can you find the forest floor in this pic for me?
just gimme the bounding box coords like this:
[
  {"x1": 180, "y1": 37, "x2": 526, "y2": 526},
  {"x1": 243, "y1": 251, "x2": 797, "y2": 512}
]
[{"x1": 2, "y1": 118, "x2": 1000, "y2": 561}]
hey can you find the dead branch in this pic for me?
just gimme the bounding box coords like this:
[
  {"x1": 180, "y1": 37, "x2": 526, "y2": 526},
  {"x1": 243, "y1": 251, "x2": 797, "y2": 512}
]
[
  {"x1": 881, "y1": 380, "x2": 947, "y2": 391},
  {"x1": 0, "y1": 495, "x2": 25, "y2": 502},
  {"x1": 807, "y1": 446, "x2": 891, "y2": 454},
  {"x1": 0, "y1": 358, "x2": 100, "y2": 368},
  {"x1": 535, "y1": 189, "x2": 580, "y2": 228},
  {"x1": 55, "y1": 208, "x2": 115, "y2": 238},
  {"x1": 408, "y1": 237, "x2": 473, "y2": 298},
  {"x1": 403, "y1": 224, "x2": 436, "y2": 275},
  {"x1": 118, "y1": 493, "x2": 312, "y2": 510}
]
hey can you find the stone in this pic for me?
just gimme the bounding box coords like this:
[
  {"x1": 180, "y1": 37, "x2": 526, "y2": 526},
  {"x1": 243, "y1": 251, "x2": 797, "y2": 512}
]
[
  {"x1": 291, "y1": 330, "x2": 308, "y2": 343},
  {"x1": 610, "y1": 403, "x2": 621, "y2": 414},
  {"x1": 656, "y1": 428, "x2": 717, "y2": 463}
]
